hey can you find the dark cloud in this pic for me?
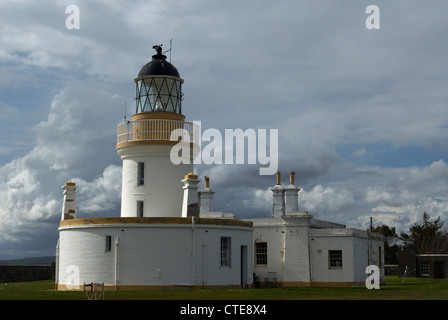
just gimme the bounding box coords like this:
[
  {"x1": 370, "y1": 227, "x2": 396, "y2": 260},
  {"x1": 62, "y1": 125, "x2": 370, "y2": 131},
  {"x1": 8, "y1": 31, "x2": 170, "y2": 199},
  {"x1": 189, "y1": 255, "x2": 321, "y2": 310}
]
[{"x1": 1, "y1": 0, "x2": 448, "y2": 258}]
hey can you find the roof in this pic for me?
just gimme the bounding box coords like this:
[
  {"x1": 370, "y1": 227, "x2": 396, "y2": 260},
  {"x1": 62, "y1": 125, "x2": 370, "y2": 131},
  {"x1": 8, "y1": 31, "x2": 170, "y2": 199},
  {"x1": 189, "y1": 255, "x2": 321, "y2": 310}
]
[{"x1": 137, "y1": 45, "x2": 180, "y2": 78}]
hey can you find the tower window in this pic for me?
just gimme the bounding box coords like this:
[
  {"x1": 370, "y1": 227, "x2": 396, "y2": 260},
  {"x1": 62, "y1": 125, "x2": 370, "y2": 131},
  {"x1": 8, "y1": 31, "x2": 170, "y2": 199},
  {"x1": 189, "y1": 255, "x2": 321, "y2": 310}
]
[
  {"x1": 137, "y1": 162, "x2": 145, "y2": 186},
  {"x1": 137, "y1": 201, "x2": 144, "y2": 217},
  {"x1": 220, "y1": 237, "x2": 231, "y2": 267},
  {"x1": 105, "y1": 236, "x2": 112, "y2": 252}
]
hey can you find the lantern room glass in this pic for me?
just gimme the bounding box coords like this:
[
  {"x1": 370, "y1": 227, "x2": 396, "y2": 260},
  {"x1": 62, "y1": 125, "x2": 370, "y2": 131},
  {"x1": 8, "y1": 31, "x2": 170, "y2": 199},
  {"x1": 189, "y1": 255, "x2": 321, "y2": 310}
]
[{"x1": 136, "y1": 77, "x2": 182, "y2": 114}]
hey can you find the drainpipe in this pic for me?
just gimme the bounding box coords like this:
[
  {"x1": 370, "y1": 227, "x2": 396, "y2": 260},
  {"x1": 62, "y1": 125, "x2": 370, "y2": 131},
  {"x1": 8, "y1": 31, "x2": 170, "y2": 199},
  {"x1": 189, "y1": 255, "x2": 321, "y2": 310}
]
[
  {"x1": 308, "y1": 240, "x2": 314, "y2": 285},
  {"x1": 203, "y1": 232, "x2": 207, "y2": 288},
  {"x1": 192, "y1": 216, "x2": 196, "y2": 287},
  {"x1": 115, "y1": 236, "x2": 119, "y2": 290}
]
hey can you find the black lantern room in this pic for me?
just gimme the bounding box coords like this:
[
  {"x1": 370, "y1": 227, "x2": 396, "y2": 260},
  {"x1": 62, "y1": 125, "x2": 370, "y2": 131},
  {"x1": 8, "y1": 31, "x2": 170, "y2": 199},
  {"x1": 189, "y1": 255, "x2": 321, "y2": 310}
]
[{"x1": 134, "y1": 45, "x2": 184, "y2": 114}]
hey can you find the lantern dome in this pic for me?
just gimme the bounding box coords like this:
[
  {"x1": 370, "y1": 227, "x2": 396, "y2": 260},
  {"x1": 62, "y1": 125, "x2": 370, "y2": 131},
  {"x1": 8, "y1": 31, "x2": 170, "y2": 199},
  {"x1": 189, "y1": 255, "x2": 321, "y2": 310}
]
[{"x1": 137, "y1": 45, "x2": 180, "y2": 78}]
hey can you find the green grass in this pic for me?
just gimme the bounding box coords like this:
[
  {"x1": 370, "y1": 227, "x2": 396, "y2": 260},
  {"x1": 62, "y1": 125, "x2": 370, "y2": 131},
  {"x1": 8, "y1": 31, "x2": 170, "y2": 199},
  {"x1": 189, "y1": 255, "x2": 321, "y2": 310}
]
[{"x1": 0, "y1": 276, "x2": 447, "y2": 300}]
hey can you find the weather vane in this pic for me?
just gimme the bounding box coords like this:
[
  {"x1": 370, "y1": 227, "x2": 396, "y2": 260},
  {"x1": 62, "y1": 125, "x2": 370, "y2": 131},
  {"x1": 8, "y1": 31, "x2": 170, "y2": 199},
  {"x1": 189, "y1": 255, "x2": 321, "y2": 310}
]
[
  {"x1": 152, "y1": 44, "x2": 163, "y2": 55},
  {"x1": 152, "y1": 40, "x2": 173, "y2": 62}
]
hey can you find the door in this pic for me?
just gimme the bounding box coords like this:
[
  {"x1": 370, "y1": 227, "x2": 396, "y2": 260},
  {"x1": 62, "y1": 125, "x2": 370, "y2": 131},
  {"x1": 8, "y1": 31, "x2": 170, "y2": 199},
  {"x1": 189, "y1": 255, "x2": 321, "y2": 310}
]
[
  {"x1": 434, "y1": 261, "x2": 445, "y2": 279},
  {"x1": 240, "y1": 245, "x2": 247, "y2": 288}
]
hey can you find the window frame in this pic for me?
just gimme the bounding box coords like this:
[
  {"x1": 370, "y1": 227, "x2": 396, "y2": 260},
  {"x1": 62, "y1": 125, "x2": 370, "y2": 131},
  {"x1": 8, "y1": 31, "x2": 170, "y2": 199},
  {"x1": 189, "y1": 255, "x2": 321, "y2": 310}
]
[
  {"x1": 255, "y1": 242, "x2": 268, "y2": 266},
  {"x1": 105, "y1": 235, "x2": 112, "y2": 252},
  {"x1": 220, "y1": 236, "x2": 231, "y2": 268},
  {"x1": 420, "y1": 261, "x2": 430, "y2": 276},
  {"x1": 328, "y1": 250, "x2": 343, "y2": 269},
  {"x1": 137, "y1": 162, "x2": 145, "y2": 186},
  {"x1": 137, "y1": 200, "x2": 144, "y2": 217}
]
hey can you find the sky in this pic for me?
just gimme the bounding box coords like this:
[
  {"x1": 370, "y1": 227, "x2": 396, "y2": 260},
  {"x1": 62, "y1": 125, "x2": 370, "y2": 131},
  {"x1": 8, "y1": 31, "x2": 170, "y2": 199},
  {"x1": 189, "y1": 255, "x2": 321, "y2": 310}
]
[{"x1": 0, "y1": 0, "x2": 448, "y2": 259}]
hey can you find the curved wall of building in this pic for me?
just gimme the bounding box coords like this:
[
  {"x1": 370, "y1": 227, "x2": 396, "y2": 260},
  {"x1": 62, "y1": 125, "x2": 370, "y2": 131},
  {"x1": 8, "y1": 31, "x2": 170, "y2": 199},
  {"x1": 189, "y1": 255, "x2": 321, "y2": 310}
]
[{"x1": 56, "y1": 217, "x2": 253, "y2": 290}]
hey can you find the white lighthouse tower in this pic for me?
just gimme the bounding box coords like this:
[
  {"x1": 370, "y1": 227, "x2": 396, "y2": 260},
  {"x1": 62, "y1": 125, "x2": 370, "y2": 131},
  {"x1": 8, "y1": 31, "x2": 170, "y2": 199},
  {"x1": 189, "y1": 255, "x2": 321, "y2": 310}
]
[{"x1": 117, "y1": 45, "x2": 196, "y2": 218}]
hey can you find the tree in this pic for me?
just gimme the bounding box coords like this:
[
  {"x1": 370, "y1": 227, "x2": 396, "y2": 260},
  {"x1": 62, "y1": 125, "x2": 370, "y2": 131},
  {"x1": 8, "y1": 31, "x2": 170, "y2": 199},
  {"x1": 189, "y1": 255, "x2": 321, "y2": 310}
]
[
  {"x1": 399, "y1": 212, "x2": 448, "y2": 254},
  {"x1": 371, "y1": 224, "x2": 399, "y2": 264}
]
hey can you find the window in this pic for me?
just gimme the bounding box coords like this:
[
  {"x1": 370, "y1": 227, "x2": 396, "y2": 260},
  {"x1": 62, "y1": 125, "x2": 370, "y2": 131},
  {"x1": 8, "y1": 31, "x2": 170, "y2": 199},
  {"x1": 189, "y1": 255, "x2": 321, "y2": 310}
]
[
  {"x1": 329, "y1": 250, "x2": 343, "y2": 269},
  {"x1": 137, "y1": 201, "x2": 144, "y2": 217},
  {"x1": 105, "y1": 236, "x2": 112, "y2": 252},
  {"x1": 137, "y1": 162, "x2": 145, "y2": 186},
  {"x1": 255, "y1": 242, "x2": 267, "y2": 266},
  {"x1": 135, "y1": 78, "x2": 183, "y2": 114},
  {"x1": 220, "y1": 237, "x2": 231, "y2": 267},
  {"x1": 420, "y1": 261, "x2": 429, "y2": 276}
]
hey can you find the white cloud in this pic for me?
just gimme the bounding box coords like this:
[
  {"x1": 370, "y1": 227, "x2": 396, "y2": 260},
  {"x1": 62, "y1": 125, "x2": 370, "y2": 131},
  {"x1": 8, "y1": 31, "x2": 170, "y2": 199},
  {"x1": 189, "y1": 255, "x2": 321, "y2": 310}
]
[
  {"x1": 300, "y1": 185, "x2": 355, "y2": 215},
  {"x1": 0, "y1": 81, "x2": 123, "y2": 255},
  {"x1": 369, "y1": 197, "x2": 448, "y2": 232},
  {"x1": 73, "y1": 164, "x2": 122, "y2": 214}
]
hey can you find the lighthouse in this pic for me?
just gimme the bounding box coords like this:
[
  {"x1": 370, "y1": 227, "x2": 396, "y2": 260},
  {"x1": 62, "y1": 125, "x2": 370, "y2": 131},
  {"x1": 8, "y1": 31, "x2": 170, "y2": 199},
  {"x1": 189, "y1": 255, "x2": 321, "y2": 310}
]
[
  {"x1": 116, "y1": 45, "x2": 196, "y2": 218},
  {"x1": 56, "y1": 44, "x2": 384, "y2": 291}
]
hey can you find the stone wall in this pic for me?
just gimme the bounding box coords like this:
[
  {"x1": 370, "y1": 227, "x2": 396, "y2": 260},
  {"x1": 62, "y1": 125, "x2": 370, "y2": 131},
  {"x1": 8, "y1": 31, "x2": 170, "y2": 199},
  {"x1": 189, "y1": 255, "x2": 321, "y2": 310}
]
[{"x1": 0, "y1": 264, "x2": 55, "y2": 282}]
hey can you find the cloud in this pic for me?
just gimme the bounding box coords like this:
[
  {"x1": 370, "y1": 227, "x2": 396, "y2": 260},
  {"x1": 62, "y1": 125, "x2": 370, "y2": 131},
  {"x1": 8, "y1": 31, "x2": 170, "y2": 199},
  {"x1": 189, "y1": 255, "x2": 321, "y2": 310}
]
[
  {"x1": 337, "y1": 160, "x2": 448, "y2": 231},
  {"x1": 0, "y1": 81, "x2": 123, "y2": 257},
  {"x1": 73, "y1": 164, "x2": 122, "y2": 214},
  {"x1": 352, "y1": 148, "x2": 368, "y2": 160},
  {"x1": 363, "y1": 197, "x2": 448, "y2": 233},
  {"x1": 300, "y1": 185, "x2": 355, "y2": 214},
  {"x1": 1, "y1": 0, "x2": 448, "y2": 259}
]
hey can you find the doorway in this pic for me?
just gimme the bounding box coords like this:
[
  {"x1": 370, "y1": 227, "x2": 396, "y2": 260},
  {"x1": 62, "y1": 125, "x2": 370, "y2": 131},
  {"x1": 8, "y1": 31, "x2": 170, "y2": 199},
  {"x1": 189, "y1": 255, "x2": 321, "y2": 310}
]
[
  {"x1": 434, "y1": 261, "x2": 445, "y2": 279},
  {"x1": 240, "y1": 245, "x2": 247, "y2": 288}
]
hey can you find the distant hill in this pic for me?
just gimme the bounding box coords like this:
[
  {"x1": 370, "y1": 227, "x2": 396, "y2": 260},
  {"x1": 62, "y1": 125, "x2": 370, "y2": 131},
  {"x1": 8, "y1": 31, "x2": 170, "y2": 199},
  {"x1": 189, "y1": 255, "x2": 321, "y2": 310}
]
[{"x1": 0, "y1": 256, "x2": 55, "y2": 266}]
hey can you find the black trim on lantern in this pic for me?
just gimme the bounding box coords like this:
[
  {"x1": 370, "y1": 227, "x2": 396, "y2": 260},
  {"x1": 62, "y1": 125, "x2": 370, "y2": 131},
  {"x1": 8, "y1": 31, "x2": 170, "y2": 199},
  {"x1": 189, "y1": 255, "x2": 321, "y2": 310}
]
[{"x1": 135, "y1": 77, "x2": 183, "y2": 114}]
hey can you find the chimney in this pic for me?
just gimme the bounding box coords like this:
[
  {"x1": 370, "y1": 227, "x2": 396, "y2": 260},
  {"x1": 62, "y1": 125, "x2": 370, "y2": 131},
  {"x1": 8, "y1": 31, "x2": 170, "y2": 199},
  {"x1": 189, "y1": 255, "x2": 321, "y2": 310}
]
[
  {"x1": 181, "y1": 172, "x2": 200, "y2": 218},
  {"x1": 271, "y1": 172, "x2": 285, "y2": 218},
  {"x1": 61, "y1": 181, "x2": 77, "y2": 220},
  {"x1": 198, "y1": 176, "x2": 215, "y2": 213},
  {"x1": 285, "y1": 172, "x2": 300, "y2": 213}
]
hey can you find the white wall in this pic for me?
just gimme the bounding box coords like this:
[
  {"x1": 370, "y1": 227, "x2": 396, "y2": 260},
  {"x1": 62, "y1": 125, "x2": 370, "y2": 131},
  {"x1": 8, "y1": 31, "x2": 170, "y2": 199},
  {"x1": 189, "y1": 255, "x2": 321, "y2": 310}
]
[
  {"x1": 118, "y1": 144, "x2": 193, "y2": 218},
  {"x1": 282, "y1": 216, "x2": 311, "y2": 283},
  {"x1": 58, "y1": 228, "x2": 116, "y2": 286},
  {"x1": 249, "y1": 216, "x2": 385, "y2": 286},
  {"x1": 308, "y1": 229, "x2": 355, "y2": 283},
  {"x1": 250, "y1": 215, "x2": 312, "y2": 286},
  {"x1": 251, "y1": 218, "x2": 286, "y2": 284},
  {"x1": 57, "y1": 220, "x2": 253, "y2": 289},
  {"x1": 309, "y1": 228, "x2": 385, "y2": 284}
]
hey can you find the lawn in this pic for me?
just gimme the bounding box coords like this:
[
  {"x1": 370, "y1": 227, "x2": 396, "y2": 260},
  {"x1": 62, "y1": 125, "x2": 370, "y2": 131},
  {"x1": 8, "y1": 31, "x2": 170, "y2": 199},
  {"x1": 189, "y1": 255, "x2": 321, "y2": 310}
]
[{"x1": 0, "y1": 276, "x2": 447, "y2": 300}]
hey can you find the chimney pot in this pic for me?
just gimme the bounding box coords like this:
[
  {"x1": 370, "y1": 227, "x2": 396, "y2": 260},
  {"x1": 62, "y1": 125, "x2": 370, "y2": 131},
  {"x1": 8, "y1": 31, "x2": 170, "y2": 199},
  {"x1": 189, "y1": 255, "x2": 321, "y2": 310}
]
[{"x1": 290, "y1": 172, "x2": 295, "y2": 185}]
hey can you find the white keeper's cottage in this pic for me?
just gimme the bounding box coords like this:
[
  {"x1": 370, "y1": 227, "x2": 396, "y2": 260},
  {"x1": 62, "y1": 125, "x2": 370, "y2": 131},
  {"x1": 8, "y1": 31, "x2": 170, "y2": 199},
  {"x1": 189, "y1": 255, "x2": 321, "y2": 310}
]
[{"x1": 55, "y1": 46, "x2": 384, "y2": 290}]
